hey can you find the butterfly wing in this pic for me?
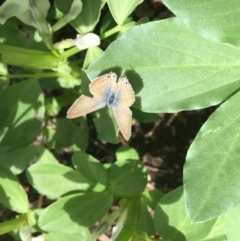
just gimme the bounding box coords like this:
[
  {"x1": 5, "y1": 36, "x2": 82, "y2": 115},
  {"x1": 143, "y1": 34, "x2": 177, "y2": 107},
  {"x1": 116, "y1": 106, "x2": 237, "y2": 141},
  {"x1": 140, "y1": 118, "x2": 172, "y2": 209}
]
[
  {"x1": 90, "y1": 72, "x2": 118, "y2": 99},
  {"x1": 67, "y1": 95, "x2": 106, "y2": 119},
  {"x1": 116, "y1": 76, "x2": 135, "y2": 107},
  {"x1": 112, "y1": 105, "x2": 132, "y2": 141}
]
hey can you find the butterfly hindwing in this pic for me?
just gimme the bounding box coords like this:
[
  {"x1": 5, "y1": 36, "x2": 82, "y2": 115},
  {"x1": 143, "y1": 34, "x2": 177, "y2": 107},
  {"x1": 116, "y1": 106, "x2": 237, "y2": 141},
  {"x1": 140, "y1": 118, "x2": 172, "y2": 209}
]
[
  {"x1": 67, "y1": 96, "x2": 106, "y2": 119},
  {"x1": 116, "y1": 76, "x2": 135, "y2": 107},
  {"x1": 112, "y1": 105, "x2": 132, "y2": 141}
]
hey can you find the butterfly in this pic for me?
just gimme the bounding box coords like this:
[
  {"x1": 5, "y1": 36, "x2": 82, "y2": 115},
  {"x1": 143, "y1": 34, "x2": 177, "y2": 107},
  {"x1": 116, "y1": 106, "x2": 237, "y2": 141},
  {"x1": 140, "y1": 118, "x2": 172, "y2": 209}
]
[{"x1": 66, "y1": 72, "x2": 135, "y2": 141}]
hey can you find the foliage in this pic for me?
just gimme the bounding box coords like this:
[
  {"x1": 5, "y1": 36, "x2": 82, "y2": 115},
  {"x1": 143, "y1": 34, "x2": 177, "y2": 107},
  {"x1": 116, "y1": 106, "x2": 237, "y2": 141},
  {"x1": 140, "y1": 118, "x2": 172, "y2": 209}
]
[{"x1": 0, "y1": 0, "x2": 239, "y2": 240}]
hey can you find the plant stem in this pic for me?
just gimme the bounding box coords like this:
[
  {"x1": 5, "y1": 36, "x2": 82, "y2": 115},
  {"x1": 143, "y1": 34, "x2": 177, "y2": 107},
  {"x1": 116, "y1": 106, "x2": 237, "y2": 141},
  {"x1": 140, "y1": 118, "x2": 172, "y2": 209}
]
[{"x1": 100, "y1": 25, "x2": 122, "y2": 40}]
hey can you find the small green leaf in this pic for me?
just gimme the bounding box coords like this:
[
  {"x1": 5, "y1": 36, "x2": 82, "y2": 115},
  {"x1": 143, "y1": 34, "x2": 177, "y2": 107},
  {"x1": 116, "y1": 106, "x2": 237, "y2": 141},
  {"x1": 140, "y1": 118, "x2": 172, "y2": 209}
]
[
  {"x1": 83, "y1": 46, "x2": 104, "y2": 69},
  {"x1": 0, "y1": 165, "x2": 29, "y2": 213},
  {"x1": 116, "y1": 146, "x2": 139, "y2": 161},
  {"x1": 142, "y1": 189, "x2": 164, "y2": 210},
  {"x1": 48, "y1": 118, "x2": 88, "y2": 153},
  {"x1": 184, "y1": 90, "x2": 240, "y2": 221},
  {"x1": 38, "y1": 191, "x2": 113, "y2": 231},
  {"x1": 72, "y1": 151, "x2": 107, "y2": 185},
  {"x1": 52, "y1": 0, "x2": 83, "y2": 32},
  {"x1": 107, "y1": 0, "x2": 143, "y2": 25},
  {"x1": 107, "y1": 159, "x2": 147, "y2": 196},
  {"x1": 132, "y1": 108, "x2": 161, "y2": 123},
  {"x1": 71, "y1": 0, "x2": 106, "y2": 34},
  {"x1": 27, "y1": 162, "x2": 93, "y2": 198},
  {"x1": 137, "y1": 202, "x2": 155, "y2": 235},
  {"x1": 0, "y1": 80, "x2": 44, "y2": 148},
  {"x1": 154, "y1": 187, "x2": 222, "y2": 241},
  {"x1": 93, "y1": 108, "x2": 119, "y2": 144},
  {"x1": 0, "y1": 145, "x2": 39, "y2": 174}
]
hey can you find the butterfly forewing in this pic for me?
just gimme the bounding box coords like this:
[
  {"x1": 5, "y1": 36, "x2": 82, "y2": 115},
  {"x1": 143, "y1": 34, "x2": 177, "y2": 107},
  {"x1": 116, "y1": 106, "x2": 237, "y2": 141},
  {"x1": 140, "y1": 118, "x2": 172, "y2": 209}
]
[
  {"x1": 90, "y1": 72, "x2": 118, "y2": 99},
  {"x1": 112, "y1": 105, "x2": 132, "y2": 141},
  {"x1": 67, "y1": 95, "x2": 106, "y2": 119},
  {"x1": 116, "y1": 76, "x2": 135, "y2": 107}
]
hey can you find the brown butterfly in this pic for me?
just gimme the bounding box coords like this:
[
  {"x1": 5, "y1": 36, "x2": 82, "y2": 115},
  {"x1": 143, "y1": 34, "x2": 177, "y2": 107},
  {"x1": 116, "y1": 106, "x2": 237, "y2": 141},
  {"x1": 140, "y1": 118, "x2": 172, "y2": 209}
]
[{"x1": 66, "y1": 72, "x2": 135, "y2": 141}]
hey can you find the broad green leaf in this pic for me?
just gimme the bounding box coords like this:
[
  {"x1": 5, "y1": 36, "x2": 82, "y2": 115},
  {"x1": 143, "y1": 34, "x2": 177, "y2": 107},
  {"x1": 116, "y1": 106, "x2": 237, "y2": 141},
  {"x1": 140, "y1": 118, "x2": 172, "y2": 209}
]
[
  {"x1": 27, "y1": 162, "x2": 93, "y2": 198},
  {"x1": 44, "y1": 229, "x2": 90, "y2": 241},
  {"x1": 0, "y1": 0, "x2": 29, "y2": 24},
  {"x1": 0, "y1": 165, "x2": 29, "y2": 213},
  {"x1": 0, "y1": 146, "x2": 39, "y2": 174},
  {"x1": 154, "y1": 187, "x2": 223, "y2": 241},
  {"x1": 184, "y1": 91, "x2": 240, "y2": 221},
  {"x1": 38, "y1": 192, "x2": 113, "y2": 231},
  {"x1": 87, "y1": 17, "x2": 240, "y2": 112},
  {"x1": 163, "y1": 0, "x2": 240, "y2": 46},
  {"x1": 116, "y1": 146, "x2": 139, "y2": 161},
  {"x1": 71, "y1": 0, "x2": 106, "y2": 34},
  {"x1": 107, "y1": 159, "x2": 147, "y2": 196},
  {"x1": 48, "y1": 118, "x2": 88, "y2": 153},
  {"x1": 226, "y1": 204, "x2": 240, "y2": 241},
  {"x1": 72, "y1": 151, "x2": 107, "y2": 185},
  {"x1": 0, "y1": 80, "x2": 44, "y2": 148},
  {"x1": 107, "y1": 0, "x2": 143, "y2": 25}
]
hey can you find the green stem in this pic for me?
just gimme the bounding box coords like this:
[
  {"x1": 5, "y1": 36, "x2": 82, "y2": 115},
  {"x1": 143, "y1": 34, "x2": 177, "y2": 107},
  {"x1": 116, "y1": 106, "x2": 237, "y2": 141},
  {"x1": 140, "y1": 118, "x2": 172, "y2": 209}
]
[
  {"x1": 0, "y1": 214, "x2": 27, "y2": 235},
  {"x1": 100, "y1": 25, "x2": 122, "y2": 40},
  {"x1": 62, "y1": 46, "x2": 80, "y2": 58}
]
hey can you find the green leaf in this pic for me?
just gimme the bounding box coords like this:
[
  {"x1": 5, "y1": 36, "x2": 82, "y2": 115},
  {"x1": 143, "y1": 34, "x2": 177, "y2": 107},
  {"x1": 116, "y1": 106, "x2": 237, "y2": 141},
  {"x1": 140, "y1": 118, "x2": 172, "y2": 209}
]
[
  {"x1": 0, "y1": 80, "x2": 44, "y2": 148},
  {"x1": 163, "y1": 0, "x2": 240, "y2": 46},
  {"x1": 184, "y1": 90, "x2": 240, "y2": 221},
  {"x1": 87, "y1": 17, "x2": 240, "y2": 112},
  {"x1": 226, "y1": 204, "x2": 240, "y2": 241},
  {"x1": 154, "y1": 186, "x2": 224, "y2": 241},
  {"x1": 93, "y1": 108, "x2": 119, "y2": 144},
  {"x1": 72, "y1": 151, "x2": 107, "y2": 185},
  {"x1": 83, "y1": 46, "x2": 104, "y2": 69},
  {"x1": 0, "y1": 146, "x2": 39, "y2": 174},
  {"x1": 116, "y1": 146, "x2": 139, "y2": 161},
  {"x1": 0, "y1": 165, "x2": 29, "y2": 213},
  {"x1": 0, "y1": 0, "x2": 29, "y2": 24},
  {"x1": 132, "y1": 107, "x2": 161, "y2": 123},
  {"x1": 44, "y1": 230, "x2": 90, "y2": 241},
  {"x1": 48, "y1": 118, "x2": 88, "y2": 153},
  {"x1": 107, "y1": 159, "x2": 147, "y2": 196},
  {"x1": 0, "y1": 44, "x2": 60, "y2": 69},
  {"x1": 38, "y1": 191, "x2": 113, "y2": 231},
  {"x1": 52, "y1": 0, "x2": 82, "y2": 32},
  {"x1": 27, "y1": 162, "x2": 93, "y2": 198},
  {"x1": 71, "y1": 0, "x2": 106, "y2": 34},
  {"x1": 0, "y1": 214, "x2": 26, "y2": 235},
  {"x1": 137, "y1": 202, "x2": 155, "y2": 235},
  {"x1": 142, "y1": 189, "x2": 164, "y2": 210},
  {"x1": 107, "y1": 0, "x2": 143, "y2": 25}
]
